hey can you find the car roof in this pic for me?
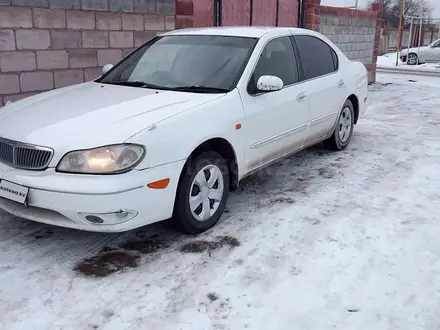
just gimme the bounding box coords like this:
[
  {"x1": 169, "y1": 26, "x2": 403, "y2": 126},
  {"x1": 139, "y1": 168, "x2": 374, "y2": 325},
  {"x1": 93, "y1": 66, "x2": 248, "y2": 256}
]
[{"x1": 162, "y1": 26, "x2": 314, "y2": 38}]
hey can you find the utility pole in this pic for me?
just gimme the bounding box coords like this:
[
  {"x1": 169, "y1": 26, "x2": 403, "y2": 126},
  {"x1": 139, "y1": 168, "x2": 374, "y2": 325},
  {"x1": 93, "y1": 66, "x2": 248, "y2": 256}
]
[
  {"x1": 416, "y1": 0, "x2": 424, "y2": 65},
  {"x1": 396, "y1": 0, "x2": 405, "y2": 66}
]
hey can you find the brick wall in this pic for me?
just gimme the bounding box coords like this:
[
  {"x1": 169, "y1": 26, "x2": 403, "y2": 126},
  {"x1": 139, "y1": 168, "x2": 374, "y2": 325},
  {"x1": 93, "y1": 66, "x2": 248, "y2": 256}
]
[
  {"x1": 0, "y1": 0, "x2": 175, "y2": 107},
  {"x1": 175, "y1": 0, "x2": 193, "y2": 28},
  {"x1": 305, "y1": 0, "x2": 382, "y2": 83}
]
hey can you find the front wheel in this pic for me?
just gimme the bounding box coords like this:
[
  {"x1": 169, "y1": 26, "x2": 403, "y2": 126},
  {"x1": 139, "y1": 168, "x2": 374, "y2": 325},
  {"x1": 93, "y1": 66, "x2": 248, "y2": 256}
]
[
  {"x1": 324, "y1": 100, "x2": 354, "y2": 151},
  {"x1": 407, "y1": 53, "x2": 419, "y2": 65},
  {"x1": 173, "y1": 151, "x2": 229, "y2": 234}
]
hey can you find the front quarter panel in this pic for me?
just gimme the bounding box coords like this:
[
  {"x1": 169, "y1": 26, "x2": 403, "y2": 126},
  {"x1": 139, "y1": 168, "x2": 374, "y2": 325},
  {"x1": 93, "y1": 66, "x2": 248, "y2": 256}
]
[{"x1": 129, "y1": 89, "x2": 246, "y2": 177}]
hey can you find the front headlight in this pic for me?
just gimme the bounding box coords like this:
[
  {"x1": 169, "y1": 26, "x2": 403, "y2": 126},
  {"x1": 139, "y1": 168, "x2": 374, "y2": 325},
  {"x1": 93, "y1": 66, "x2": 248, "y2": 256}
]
[{"x1": 57, "y1": 144, "x2": 145, "y2": 174}]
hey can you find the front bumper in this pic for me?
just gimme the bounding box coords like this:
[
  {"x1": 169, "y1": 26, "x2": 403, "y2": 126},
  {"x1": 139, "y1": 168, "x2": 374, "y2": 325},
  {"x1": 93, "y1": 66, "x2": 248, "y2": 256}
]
[{"x1": 0, "y1": 160, "x2": 186, "y2": 232}]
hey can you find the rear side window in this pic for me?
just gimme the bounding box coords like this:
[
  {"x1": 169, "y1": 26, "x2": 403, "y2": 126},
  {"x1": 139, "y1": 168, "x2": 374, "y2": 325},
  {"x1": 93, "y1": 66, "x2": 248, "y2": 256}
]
[{"x1": 294, "y1": 35, "x2": 338, "y2": 80}]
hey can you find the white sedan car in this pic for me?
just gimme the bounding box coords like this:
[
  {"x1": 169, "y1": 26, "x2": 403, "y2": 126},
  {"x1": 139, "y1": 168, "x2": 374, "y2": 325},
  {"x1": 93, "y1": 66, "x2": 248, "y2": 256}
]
[
  {"x1": 0, "y1": 27, "x2": 368, "y2": 234},
  {"x1": 400, "y1": 39, "x2": 440, "y2": 65}
]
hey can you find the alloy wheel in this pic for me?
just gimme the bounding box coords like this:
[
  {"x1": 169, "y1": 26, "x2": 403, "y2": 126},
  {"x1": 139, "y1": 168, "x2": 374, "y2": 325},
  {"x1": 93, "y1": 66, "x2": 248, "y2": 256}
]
[
  {"x1": 407, "y1": 53, "x2": 418, "y2": 65},
  {"x1": 338, "y1": 106, "x2": 352, "y2": 143},
  {"x1": 189, "y1": 164, "x2": 224, "y2": 222}
]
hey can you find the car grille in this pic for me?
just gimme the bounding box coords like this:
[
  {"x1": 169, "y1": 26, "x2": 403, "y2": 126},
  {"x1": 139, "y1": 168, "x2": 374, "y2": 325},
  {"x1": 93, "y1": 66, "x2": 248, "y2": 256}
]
[{"x1": 0, "y1": 137, "x2": 53, "y2": 170}]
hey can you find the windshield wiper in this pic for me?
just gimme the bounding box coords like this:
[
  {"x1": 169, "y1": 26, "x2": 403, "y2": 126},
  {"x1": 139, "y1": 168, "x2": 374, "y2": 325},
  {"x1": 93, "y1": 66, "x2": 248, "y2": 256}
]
[
  {"x1": 171, "y1": 86, "x2": 229, "y2": 93},
  {"x1": 102, "y1": 81, "x2": 229, "y2": 93},
  {"x1": 103, "y1": 81, "x2": 172, "y2": 90}
]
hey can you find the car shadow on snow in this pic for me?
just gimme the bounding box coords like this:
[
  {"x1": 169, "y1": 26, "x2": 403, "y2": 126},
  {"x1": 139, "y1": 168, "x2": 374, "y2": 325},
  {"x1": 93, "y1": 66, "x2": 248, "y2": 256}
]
[{"x1": 0, "y1": 142, "x2": 353, "y2": 278}]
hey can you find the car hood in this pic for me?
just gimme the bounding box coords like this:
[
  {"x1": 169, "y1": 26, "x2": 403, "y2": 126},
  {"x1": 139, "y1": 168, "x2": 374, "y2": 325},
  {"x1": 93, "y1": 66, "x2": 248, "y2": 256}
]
[{"x1": 0, "y1": 82, "x2": 223, "y2": 152}]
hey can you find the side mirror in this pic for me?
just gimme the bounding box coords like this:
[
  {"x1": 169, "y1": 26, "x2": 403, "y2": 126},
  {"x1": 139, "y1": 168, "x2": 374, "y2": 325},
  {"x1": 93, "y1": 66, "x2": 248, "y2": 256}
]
[
  {"x1": 256, "y1": 75, "x2": 284, "y2": 92},
  {"x1": 102, "y1": 64, "x2": 114, "y2": 74}
]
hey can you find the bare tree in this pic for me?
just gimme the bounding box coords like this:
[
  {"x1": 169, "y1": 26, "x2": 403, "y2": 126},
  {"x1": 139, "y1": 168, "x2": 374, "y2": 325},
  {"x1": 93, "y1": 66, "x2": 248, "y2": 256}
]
[{"x1": 367, "y1": 0, "x2": 432, "y2": 27}]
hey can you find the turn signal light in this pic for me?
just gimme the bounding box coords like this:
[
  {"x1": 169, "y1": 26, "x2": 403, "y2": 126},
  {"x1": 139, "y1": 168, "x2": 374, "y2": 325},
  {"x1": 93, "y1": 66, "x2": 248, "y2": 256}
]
[{"x1": 147, "y1": 178, "x2": 170, "y2": 189}]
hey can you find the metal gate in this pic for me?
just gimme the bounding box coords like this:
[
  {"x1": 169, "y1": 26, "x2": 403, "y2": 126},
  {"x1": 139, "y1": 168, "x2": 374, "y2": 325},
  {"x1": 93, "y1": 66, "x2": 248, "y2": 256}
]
[
  {"x1": 192, "y1": 0, "x2": 299, "y2": 28},
  {"x1": 217, "y1": 0, "x2": 299, "y2": 27}
]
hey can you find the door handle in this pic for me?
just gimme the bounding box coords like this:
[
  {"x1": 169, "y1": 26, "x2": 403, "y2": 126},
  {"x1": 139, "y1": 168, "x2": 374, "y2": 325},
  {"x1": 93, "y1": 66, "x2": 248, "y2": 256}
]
[
  {"x1": 338, "y1": 80, "x2": 345, "y2": 88},
  {"x1": 296, "y1": 93, "x2": 306, "y2": 103}
]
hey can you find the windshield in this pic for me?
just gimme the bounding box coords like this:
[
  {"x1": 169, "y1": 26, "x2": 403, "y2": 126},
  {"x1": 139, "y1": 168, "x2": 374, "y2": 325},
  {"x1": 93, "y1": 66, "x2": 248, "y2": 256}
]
[{"x1": 97, "y1": 35, "x2": 258, "y2": 93}]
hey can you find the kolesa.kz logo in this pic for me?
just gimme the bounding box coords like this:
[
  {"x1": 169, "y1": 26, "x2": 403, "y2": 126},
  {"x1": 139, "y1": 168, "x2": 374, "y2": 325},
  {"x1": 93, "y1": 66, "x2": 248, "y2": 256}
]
[{"x1": 0, "y1": 185, "x2": 26, "y2": 198}]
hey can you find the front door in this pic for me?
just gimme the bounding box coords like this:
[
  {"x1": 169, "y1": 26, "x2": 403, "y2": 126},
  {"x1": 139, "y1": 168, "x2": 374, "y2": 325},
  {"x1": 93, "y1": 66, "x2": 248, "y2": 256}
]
[
  {"x1": 424, "y1": 39, "x2": 440, "y2": 62},
  {"x1": 240, "y1": 36, "x2": 309, "y2": 172}
]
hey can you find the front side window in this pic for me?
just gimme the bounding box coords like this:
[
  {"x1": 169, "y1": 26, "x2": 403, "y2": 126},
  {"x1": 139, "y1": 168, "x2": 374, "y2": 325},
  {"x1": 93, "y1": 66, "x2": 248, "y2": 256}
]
[
  {"x1": 294, "y1": 35, "x2": 338, "y2": 80},
  {"x1": 248, "y1": 36, "x2": 299, "y2": 94},
  {"x1": 432, "y1": 40, "x2": 440, "y2": 47},
  {"x1": 98, "y1": 35, "x2": 258, "y2": 92}
]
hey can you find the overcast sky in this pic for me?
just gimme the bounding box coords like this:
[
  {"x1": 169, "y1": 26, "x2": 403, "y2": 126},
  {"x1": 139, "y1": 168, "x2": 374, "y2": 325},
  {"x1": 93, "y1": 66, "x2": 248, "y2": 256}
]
[{"x1": 321, "y1": 0, "x2": 440, "y2": 18}]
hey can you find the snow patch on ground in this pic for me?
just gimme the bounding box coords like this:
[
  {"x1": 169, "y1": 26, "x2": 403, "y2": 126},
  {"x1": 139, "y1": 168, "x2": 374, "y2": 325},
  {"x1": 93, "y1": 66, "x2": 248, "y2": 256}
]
[{"x1": 1, "y1": 73, "x2": 440, "y2": 329}]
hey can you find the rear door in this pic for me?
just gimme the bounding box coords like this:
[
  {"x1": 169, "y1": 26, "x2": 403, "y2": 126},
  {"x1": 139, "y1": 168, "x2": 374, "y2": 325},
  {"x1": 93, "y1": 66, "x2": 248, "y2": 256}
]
[{"x1": 292, "y1": 35, "x2": 345, "y2": 147}]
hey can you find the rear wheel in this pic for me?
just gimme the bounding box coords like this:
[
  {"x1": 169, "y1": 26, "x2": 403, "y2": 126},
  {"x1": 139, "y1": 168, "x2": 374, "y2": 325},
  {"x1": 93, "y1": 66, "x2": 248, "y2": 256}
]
[
  {"x1": 324, "y1": 100, "x2": 354, "y2": 151},
  {"x1": 173, "y1": 151, "x2": 229, "y2": 234}
]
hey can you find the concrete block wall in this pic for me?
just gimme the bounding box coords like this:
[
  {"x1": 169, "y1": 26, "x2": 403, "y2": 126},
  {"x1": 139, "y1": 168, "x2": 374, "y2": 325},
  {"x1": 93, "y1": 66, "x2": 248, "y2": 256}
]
[
  {"x1": 388, "y1": 28, "x2": 408, "y2": 50},
  {"x1": 320, "y1": 15, "x2": 376, "y2": 66},
  {"x1": 424, "y1": 30, "x2": 433, "y2": 45},
  {"x1": 305, "y1": 0, "x2": 382, "y2": 83},
  {"x1": 0, "y1": 0, "x2": 175, "y2": 107},
  {"x1": 379, "y1": 28, "x2": 389, "y2": 55},
  {"x1": 388, "y1": 27, "x2": 435, "y2": 51},
  {"x1": 424, "y1": 29, "x2": 440, "y2": 45}
]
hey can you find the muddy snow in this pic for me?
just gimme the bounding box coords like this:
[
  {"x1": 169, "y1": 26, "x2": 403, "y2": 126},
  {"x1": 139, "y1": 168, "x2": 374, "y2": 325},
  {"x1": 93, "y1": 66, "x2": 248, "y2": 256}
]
[{"x1": 1, "y1": 73, "x2": 440, "y2": 330}]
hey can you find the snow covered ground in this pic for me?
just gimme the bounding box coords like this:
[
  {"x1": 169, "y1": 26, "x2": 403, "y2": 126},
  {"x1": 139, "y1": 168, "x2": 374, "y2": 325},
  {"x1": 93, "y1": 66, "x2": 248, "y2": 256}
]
[
  {"x1": 2, "y1": 73, "x2": 440, "y2": 330},
  {"x1": 378, "y1": 52, "x2": 440, "y2": 72}
]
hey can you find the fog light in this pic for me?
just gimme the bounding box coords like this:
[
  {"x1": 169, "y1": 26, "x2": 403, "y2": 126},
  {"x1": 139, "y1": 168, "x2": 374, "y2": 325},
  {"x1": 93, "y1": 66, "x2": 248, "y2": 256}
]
[
  {"x1": 79, "y1": 210, "x2": 138, "y2": 225},
  {"x1": 85, "y1": 215, "x2": 104, "y2": 224}
]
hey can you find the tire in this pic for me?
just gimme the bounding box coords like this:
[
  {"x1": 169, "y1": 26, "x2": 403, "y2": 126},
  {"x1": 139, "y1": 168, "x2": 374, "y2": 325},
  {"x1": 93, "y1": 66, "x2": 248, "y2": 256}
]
[
  {"x1": 407, "y1": 53, "x2": 419, "y2": 65},
  {"x1": 324, "y1": 99, "x2": 355, "y2": 151},
  {"x1": 173, "y1": 151, "x2": 229, "y2": 234}
]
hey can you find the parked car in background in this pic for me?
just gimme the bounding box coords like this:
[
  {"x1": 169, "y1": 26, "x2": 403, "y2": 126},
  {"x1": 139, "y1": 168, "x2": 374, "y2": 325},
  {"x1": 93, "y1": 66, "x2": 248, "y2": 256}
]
[
  {"x1": 400, "y1": 39, "x2": 440, "y2": 65},
  {"x1": 0, "y1": 27, "x2": 368, "y2": 234}
]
